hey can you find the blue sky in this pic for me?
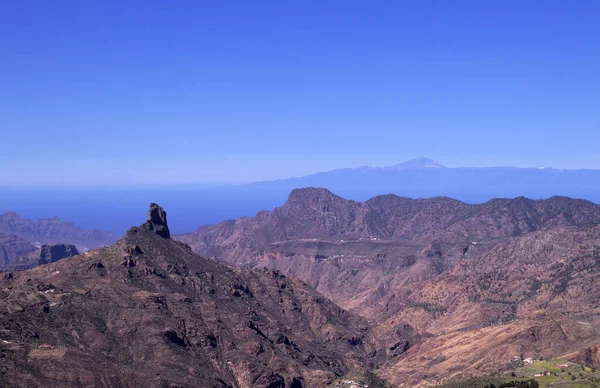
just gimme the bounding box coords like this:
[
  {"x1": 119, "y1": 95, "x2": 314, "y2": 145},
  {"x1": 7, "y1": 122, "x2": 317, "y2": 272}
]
[{"x1": 1, "y1": 1, "x2": 599, "y2": 185}]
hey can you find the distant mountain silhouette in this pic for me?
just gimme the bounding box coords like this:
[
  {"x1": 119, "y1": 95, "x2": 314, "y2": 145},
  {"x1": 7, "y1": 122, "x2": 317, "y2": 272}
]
[
  {"x1": 0, "y1": 234, "x2": 38, "y2": 270},
  {"x1": 387, "y1": 156, "x2": 446, "y2": 170},
  {"x1": 331, "y1": 157, "x2": 446, "y2": 173},
  {"x1": 244, "y1": 158, "x2": 600, "y2": 204},
  {"x1": 0, "y1": 211, "x2": 118, "y2": 250}
]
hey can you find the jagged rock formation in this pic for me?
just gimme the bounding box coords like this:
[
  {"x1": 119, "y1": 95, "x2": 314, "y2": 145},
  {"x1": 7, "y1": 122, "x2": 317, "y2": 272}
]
[
  {"x1": 0, "y1": 203, "x2": 394, "y2": 388},
  {"x1": 5, "y1": 193, "x2": 600, "y2": 387},
  {"x1": 140, "y1": 202, "x2": 170, "y2": 238},
  {"x1": 0, "y1": 211, "x2": 118, "y2": 250}
]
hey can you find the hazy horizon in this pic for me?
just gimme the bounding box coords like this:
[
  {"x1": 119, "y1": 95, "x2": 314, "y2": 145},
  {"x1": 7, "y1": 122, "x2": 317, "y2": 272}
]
[{"x1": 2, "y1": 156, "x2": 600, "y2": 187}]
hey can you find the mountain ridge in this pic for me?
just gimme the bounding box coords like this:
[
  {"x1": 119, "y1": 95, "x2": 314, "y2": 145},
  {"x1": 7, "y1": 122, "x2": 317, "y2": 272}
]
[
  {"x1": 180, "y1": 188, "x2": 600, "y2": 245},
  {"x1": 0, "y1": 211, "x2": 119, "y2": 250},
  {"x1": 175, "y1": 188, "x2": 600, "y2": 385},
  {"x1": 243, "y1": 158, "x2": 600, "y2": 204}
]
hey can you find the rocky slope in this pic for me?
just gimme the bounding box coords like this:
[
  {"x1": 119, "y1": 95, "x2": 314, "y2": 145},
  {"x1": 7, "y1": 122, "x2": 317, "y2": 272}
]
[
  {"x1": 0, "y1": 211, "x2": 119, "y2": 251},
  {"x1": 378, "y1": 223, "x2": 600, "y2": 386},
  {"x1": 0, "y1": 204, "x2": 395, "y2": 388},
  {"x1": 178, "y1": 188, "x2": 600, "y2": 254},
  {"x1": 176, "y1": 188, "x2": 600, "y2": 311},
  {"x1": 176, "y1": 188, "x2": 600, "y2": 386}
]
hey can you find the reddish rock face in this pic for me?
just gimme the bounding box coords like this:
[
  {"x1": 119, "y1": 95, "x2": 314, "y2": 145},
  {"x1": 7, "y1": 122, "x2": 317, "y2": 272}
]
[
  {"x1": 179, "y1": 189, "x2": 600, "y2": 254},
  {"x1": 176, "y1": 189, "x2": 600, "y2": 315},
  {"x1": 175, "y1": 188, "x2": 600, "y2": 386},
  {"x1": 570, "y1": 344, "x2": 600, "y2": 369}
]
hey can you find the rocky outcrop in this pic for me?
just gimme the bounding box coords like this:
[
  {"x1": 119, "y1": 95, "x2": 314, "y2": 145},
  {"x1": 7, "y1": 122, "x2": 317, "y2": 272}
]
[
  {"x1": 37, "y1": 244, "x2": 79, "y2": 265},
  {"x1": 143, "y1": 202, "x2": 170, "y2": 238}
]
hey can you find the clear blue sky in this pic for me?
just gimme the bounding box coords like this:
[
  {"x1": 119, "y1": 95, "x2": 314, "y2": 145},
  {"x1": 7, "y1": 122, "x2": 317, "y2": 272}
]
[{"x1": 2, "y1": 1, "x2": 599, "y2": 185}]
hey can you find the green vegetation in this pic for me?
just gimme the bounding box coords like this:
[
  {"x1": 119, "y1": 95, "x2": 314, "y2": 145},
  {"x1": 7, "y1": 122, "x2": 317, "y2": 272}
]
[
  {"x1": 516, "y1": 359, "x2": 599, "y2": 387},
  {"x1": 436, "y1": 377, "x2": 539, "y2": 388},
  {"x1": 434, "y1": 359, "x2": 600, "y2": 388}
]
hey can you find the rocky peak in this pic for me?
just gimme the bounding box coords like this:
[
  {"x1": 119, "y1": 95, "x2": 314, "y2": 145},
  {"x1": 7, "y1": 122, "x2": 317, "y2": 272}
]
[
  {"x1": 143, "y1": 203, "x2": 170, "y2": 238},
  {"x1": 38, "y1": 244, "x2": 79, "y2": 265},
  {"x1": 285, "y1": 187, "x2": 344, "y2": 208},
  {"x1": 391, "y1": 157, "x2": 446, "y2": 170}
]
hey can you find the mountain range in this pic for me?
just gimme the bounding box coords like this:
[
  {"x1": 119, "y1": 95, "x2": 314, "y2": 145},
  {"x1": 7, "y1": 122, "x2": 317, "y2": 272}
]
[
  {"x1": 177, "y1": 187, "x2": 600, "y2": 262},
  {"x1": 177, "y1": 188, "x2": 600, "y2": 386},
  {"x1": 2, "y1": 157, "x2": 600, "y2": 237},
  {"x1": 3, "y1": 189, "x2": 600, "y2": 386},
  {"x1": 245, "y1": 157, "x2": 600, "y2": 204}
]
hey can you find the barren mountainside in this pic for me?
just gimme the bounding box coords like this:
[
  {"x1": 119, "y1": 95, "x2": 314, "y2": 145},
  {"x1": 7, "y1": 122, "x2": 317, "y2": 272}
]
[
  {"x1": 176, "y1": 188, "x2": 600, "y2": 386},
  {"x1": 178, "y1": 188, "x2": 600, "y2": 257},
  {"x1": 377, "y1": 223, "x2": 600, "y2": 385},
  {"x1": 0, "y1": 204, "x2": 394, "y2": 388}
]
